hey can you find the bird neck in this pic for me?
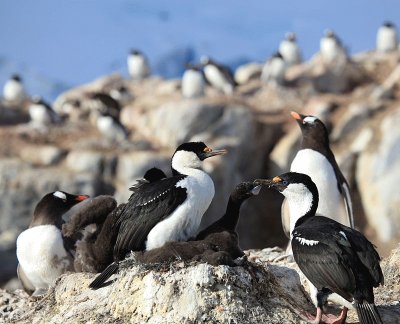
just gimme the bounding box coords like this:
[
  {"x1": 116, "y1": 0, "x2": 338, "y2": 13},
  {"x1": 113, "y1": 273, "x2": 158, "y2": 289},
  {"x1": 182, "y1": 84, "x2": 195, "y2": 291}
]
[
  {"x1": 287, "y1": 187, "x2": 319, "y2": 236},
  {"x1": 219, "y1": 195, "x2": 244, "y2": 231}
]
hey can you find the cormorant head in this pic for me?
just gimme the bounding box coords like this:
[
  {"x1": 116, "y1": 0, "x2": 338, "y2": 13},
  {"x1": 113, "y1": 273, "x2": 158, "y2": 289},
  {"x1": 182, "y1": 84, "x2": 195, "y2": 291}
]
[
  {"x1": 231, "y1": 181, "x2": 262, "y2": 201},
  {"x1": 172, "y1": 141, "x2": 227, "y2": 171}
]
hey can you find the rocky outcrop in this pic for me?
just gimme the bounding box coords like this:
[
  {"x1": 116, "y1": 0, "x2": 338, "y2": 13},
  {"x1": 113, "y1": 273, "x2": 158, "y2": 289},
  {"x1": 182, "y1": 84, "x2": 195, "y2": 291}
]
[{"x1": 1, "y1": 246, "x2": 399, "y2": 323}]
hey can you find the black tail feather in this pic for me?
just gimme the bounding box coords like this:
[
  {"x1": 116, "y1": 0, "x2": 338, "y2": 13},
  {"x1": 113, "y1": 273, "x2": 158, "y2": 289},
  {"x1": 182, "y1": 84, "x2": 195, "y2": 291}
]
[
  {"x1": 355, "y1": 301, "x2": 383, "y2": 324},
  {"x1": 89, "y1": 262, "x2": 119, "y2": 289}
]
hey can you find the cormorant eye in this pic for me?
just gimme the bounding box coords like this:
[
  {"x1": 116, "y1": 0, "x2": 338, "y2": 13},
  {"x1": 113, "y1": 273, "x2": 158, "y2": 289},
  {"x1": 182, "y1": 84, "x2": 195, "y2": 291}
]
[{"x1": 282, "y1": 181, "x2": 288, "y2": 186}]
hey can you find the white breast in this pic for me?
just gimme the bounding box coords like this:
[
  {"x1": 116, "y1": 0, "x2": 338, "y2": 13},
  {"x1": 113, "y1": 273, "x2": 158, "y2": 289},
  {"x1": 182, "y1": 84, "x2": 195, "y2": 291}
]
[
  {"x1": 376, "y1": 27, "x2": 398, "y2": 52},
  {"x1": 204, "y1": 65, "x2": 233, "y2": 94},
  {"x1": 97, "y1": 116, "x2": 127, "y2": 141},
  {"x1": 29, "y1": 104, "x2": 53, "y2": 126},
  {"x1": 290, "y1": 149, "x2": 348, "y2": 228},
  {"x1": 145, "y1": 170, "x2": 215, "y2": 250},
  {"x1": 261, "y1": 58, "x2": 286, "y2": 85},
  {"x1": 320, "y1": 38, "x2": 339, "y2": 63},
  {"x1": 127, "y1": 55, "x2": 150, "y2": 80},
  {"x1": 182, "y1": 70, "x2": 205, "y2": 98},
  {"x1": 3, "y1": 80, "x2": 26, "y2": 102},
  {"x1": 16, "y1": 225, "x2": 72, "y2": 290},
  {"x1": 279, "y1": 41, "x2": 301, "y2": 66}
]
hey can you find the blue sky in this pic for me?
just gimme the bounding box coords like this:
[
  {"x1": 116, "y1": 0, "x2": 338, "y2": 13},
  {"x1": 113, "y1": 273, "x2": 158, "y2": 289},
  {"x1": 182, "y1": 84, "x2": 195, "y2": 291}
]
[{"x1": 0, "y1": 0, "x2": 399, "y2": 94}]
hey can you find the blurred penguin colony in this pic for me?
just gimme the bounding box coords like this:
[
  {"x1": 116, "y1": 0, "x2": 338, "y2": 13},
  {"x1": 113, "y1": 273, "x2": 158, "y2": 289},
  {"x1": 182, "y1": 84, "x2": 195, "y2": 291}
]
[{"x1": 1, "y1": 22, "x2": 400, "y2": 324}]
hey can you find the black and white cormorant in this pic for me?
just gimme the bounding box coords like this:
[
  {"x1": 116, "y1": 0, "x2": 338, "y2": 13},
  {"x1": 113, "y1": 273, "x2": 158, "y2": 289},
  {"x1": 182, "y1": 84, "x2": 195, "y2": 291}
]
[
  {"x1": 62, "y1": 168, "x2": 167, "y2": 273},
  {"x1": 89, "y1": 142, "x2": 227, "y2": 289},
  {"x1": 16, "y1": 191, "x2": 89, "y2": 296},
  {"x1": 196, "y1": 181, "x2": 261, "y2": 240},
  {"x1": 200, "y1": 56, "x2": 237, "y2": 95},
  {"x1": 257, "y1": 172, "x2": 384, "y2": 324}
]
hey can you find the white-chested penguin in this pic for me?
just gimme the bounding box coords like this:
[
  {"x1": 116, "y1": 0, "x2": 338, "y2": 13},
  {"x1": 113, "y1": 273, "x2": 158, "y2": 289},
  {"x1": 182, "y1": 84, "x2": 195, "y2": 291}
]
[
  {"x1": 181, "y1": 63, "x2": 205, "y2": 99},
  {"x1": 258, "y1": 173, "x2": 383, "y2": 324},
  {"x1": 29, "y1": 96, "x2": 62, "y2": 128},
  {"x1": 3, "y1": 74, "x2": 27, "y2": 104},
  {"x1": 127, "y1": 49, "x2": 151, "y2": 81},
  {"x1": 279, "y1": 33, "x2": 302, "y2": 66},
  {"x1": 284, "y1": 111, "x2": 354, "y2": 239},
  {"x1": 320, "y1": 29, "x2": 347, "y2": 64},
  {"x1": 96, "y1": 110, "x2": 129, "y2": 142},
  {"x1": 89, "y1": 142, "x2": 227, "y2": 289},
  {"x1": 376, "y1": 21, "x2": 398, "y2": 53},
  {"x1": 201, "y1": 56, "x2": 236, "y2": 95},
  {"x1": 260, "y1": 52, "x2": 287, "y2": 86},
  {"x1": 16, "y1": 191, "x2": 89, "y2": 296}
]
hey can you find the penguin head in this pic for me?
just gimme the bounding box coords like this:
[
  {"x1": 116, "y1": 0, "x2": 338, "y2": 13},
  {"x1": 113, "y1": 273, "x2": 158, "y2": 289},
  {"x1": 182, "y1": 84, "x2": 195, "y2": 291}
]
[
  {"x1": 231, "y1": 181, "x2": 262, "y2": 201},
  {"x1": 31, "y1": 95, "x2": 44, "y2": 105},
  {"x1": 285, "y1": 32, "x2": 297, "y2": 42},
  {"x1": 130, "y1": 49, "x2": 142, "y2": 56},
  {"x1": 291, "y1": 111, "x2": 329, "y2": 144},
  {"x1": 10, "y1": 74, "x2": 21, "y2": 82},
  {"x1": 172, "y1": 142, "x2": 227, "y2": 170},
  {"x1": 324, "y1": 29, "x2": 336, "y2": 38},
  {"x1": 184, "y1": 62, "x2": 202, "y2": 71},
  {"x1": 31, "y1": 191, "x2": 89, "y2": 226},
  {"x1": 200, "y1": 56, "x2": 212, "y2": 66},
  {"x1": 383, "y1": 21, "x2": 395, "y2": 28}
]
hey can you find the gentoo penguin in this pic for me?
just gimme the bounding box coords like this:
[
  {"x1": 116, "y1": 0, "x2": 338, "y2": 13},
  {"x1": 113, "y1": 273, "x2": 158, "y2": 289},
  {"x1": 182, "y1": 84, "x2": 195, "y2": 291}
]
[
  {"x1": 260, "y1": 52, "x2": 287, "y2": 86},
  {"x1": 279, "y1": 33, "x2": 302, "y2": 66},
  {"x1": 16, "y1": 191, "x2": 89, "y2": 296},
  {"x1": 376, "y1": 21, "x2": 398, "y2": 53},
  {"x1": 320, "y1": 29, "x2": 347, "y2": 64},
  {"x1": 196, "y1": 181, "x2": 261, "y2": 240},
  {"x1": 109, "y1": 85, "x2": 133, "y2": 106},
  {"x1": 284, "y1": 111, "x2": 354, "y2": 242},
  {"x1": 181, "y1": 63, "x2": 205, "y2": 99},
  {"x1": 89, "y1": 141, "x2": 227, "y2": 289},
  {"x1": 127, "y1": 49, "x2": 151, "y2": 80},
  {"x1": 258, "y1": 173, "x2": 383, "y2": 324},
  {"x1": 2, "y1": 74, "x2": 27, "y2": 103},
  {"x1": 87, "y1": 92, "x2": 121, "y2": 120},
  {"x1": 96, "y1": 110, "x2": 129, "y2": 142},
  {"x1": 29, "y1": 96, "x2": 62, "y2": 127},
  {"x1": 200, "y1": 56, "x2": 236, "y2": 95}
]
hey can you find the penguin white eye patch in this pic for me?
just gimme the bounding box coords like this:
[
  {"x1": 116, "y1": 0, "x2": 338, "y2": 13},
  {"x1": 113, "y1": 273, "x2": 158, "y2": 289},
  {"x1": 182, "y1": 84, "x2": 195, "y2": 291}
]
[
  {"x1": 303, "y1": 116, "x2": 317, "y2": 124},
  {"x1": 53, "y1": 191, "x2": 67, "y2": 200}
]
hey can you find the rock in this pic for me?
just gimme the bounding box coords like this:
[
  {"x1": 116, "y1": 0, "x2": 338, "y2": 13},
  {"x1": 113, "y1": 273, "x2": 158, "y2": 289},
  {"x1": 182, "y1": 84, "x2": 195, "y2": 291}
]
[
  {"x1": 2, "y1": 245, "x2": 400, "y2": 323},
  {"x1": 65, "y1": 151, "x2": 104, "y2": 175},
  {"x1": 234, "y1": 62, "x2": 263, "y2": 85},
  {"x1": 19, "y1": 145, "x2": 66, "y2": 166},
  {"x1": 356, "y1": 109, "x2": 400, "y2": 242}
]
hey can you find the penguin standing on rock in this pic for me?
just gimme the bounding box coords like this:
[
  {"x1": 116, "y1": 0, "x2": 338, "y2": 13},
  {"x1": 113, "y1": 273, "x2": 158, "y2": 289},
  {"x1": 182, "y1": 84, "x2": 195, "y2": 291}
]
[
  {"x1": 16, "y1": 191, "x2": 89, "y2": 296},
  {"x1": 89, "y1": 142, "x2": 227, "y2": 289},
  {"x1": 376, "y1": 22, "x2": 398, "y2": 53},
  {"x1": 29, "y1": 96, "x2": 62, "y2": 128},
  {"x1": 181, "y1": 63, "x2": 205, "y2": 99},
  {"x1": 320, "y1": 29, "x2": 347, "y2": 64},
  {"x1": 257, "y1": 173, "x2": 383, "y2": 324},
  {"x1": 127, "y1": 49, "x2": 151, "y2": 81},
  {"x1": 201, "y1": 56, "x2": 236, "y2": 95},
  {"x1": 279, "y1": 33, "x2": 302, "y2": 66},
  {"x1": 261, "y1": 52, "x2": 287, "y2": 86},
  {"x1": 96, "y1": 110, "x2": 129, "y2": 142},
  {"x1": 2, "y1": 74, "x2": 27, "y2": 104}
]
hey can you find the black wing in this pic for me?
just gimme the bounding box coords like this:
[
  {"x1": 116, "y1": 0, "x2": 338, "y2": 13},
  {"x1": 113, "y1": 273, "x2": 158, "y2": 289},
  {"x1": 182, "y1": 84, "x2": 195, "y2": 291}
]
[
  {"x1": 217, "y1": 64, "x2": 237, "y2": 86},
  {"x1": 292, "y1": 219, "x2": 357, "y2": 300},
  {"x1": 114, "y1": 175, "x2": 187, "y2": 259}
]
